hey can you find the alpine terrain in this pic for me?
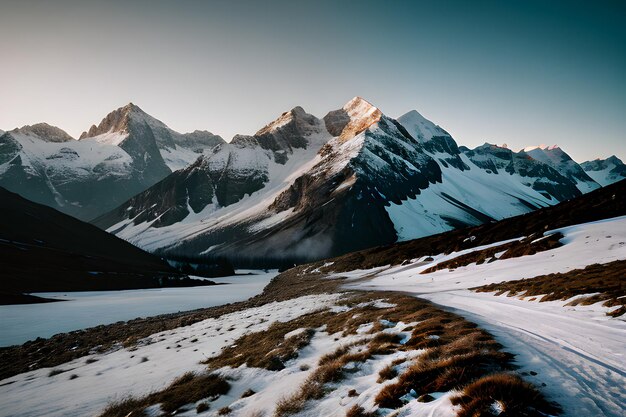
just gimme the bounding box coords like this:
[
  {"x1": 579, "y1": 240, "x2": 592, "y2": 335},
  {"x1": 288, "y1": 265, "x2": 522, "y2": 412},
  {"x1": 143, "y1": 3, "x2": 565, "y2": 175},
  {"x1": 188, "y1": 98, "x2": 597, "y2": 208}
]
[{"x1": 94, "y1": 97, "x2": 601, "y2": 266}]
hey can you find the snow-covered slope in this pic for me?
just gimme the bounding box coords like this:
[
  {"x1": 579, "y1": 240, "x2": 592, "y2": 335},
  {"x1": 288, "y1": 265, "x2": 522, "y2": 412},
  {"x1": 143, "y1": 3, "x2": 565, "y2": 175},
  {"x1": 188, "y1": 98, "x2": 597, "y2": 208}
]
[
  {"x1": 581, "y1": 155, "x2": 626, "y2": 186},
  {"x1": 0, "y1": 104, "x2": 225, "y2": 220},
  {"x1": 95, "y1": 98, "x2": 591, "y2": 266},
  {"x1": 524, "y1": 145, "x2": 600, "y2": 193},
  {"x1": 348, "y1": 215, "x2": 626, "y2": 417}
]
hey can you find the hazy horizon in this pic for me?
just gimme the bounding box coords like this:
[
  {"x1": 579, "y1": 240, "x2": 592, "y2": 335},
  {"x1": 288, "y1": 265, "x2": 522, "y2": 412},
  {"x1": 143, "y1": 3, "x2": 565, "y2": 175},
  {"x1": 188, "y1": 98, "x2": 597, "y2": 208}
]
[{"x1": 1, "y1": 0, "x2": 624, "y2": 162}]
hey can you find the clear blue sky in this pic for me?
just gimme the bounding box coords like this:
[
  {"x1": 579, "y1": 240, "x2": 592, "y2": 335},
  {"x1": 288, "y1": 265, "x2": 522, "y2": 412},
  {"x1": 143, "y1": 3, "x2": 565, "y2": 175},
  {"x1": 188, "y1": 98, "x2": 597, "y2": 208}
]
[{"x1": 0, "y1": 0, "x2": 624, "y2": 162}]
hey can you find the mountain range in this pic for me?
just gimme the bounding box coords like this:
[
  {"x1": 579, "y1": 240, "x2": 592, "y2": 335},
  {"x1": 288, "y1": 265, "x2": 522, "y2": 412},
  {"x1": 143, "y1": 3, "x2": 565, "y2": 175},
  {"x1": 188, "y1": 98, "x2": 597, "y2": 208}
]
[
  {"x1": 0, "y1": 104, "x2": 223, "y2": 221},
  {"x1": 2, "y1": 98, "x2": 624, "y2": 266}
]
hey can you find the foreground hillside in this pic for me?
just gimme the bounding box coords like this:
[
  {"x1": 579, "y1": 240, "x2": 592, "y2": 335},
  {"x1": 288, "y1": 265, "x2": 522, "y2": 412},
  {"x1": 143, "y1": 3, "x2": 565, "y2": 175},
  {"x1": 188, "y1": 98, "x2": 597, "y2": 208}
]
[
  {"x1": 0, "y1": 181, "x2": 623, "y2": 417},
  {"x1": 0, "y1": 187, "x2": 210, "y2": 302}
]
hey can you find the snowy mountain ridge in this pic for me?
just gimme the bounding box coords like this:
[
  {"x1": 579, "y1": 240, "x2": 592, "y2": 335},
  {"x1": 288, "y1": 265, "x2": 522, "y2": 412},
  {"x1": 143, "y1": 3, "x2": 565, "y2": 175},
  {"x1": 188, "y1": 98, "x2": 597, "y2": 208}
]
[
  {"x1": 1, "y1": 97, "x2": 617, "y2": 262},
  {"x1": 0, "y1": 104, "x2": 225, "y2": 220},
  {"x1": 580, "y1": 155, "x2": 626, "y2": 186},
  {"x1": 92, "y1": 97, "x2": 607, "y2": 266}
]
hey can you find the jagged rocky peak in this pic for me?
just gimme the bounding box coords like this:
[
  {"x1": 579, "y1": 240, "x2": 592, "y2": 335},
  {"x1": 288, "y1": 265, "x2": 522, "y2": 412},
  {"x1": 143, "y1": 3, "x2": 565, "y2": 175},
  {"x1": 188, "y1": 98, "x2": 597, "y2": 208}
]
[
  {"x1": 14, "y1": 123, "x2": 74, "y2": 142},
  {"x1": 254, "y1": 106, "x2": 325, "y2": 158},
  {"x1": 580, "y1": 155, "x2": 626, "y2": 186},
  {"x1": 323, "y1": 96, "x2": 382, "y2": 140},
  {"x1": 464, "y1": 142, "x2": 523, "y2": 173},
  {"x1": 177, "y1": 130, "x2": 225, "y2": 152},
  {"x1": 581, "y1": 155, "x2": 623, "y2": 171},
  {"x1": 230, "y1": 134, "x2": 260, "y2": 148},
  {"x1": 79, "y1": 102, "x2": 148, "y2": 139},
  {"x1": 255, "y1": 106, "x2": 318, "y2": 136},
  {"x1": 466, "y1": 142, "x2": 513, "y2": 159},
  {"x1": 522, "y1": 144, "x2": 559, "y2": 152},
  {"x1": 523, "y1": 144, "x2": 600, "y2": 192}
]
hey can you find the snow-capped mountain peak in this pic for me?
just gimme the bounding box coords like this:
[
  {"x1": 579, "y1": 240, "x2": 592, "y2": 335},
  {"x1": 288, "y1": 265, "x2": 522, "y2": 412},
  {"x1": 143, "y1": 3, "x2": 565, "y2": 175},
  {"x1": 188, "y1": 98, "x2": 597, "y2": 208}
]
[
  {"x1": 80, "y1": 103, "x2": 134, "y2": 137},
  {"x1": 14, "y1": 123, "x2": 74, "y2": 142},
  {"x1": 254, "y1": 106, "x2": 328, "y2": 158},
  {"x1": 323, "y1": 96, "x2": 382, "y2": 140},
  {"x1": 524, "y1": 145, "x2": 600, "y2": 193},
  {"x1": 581, "y1": 155, "x2": 626, "y2": 186},
  {"x1": 255, "y1": 106, "x2": 309, "y2": 135},
  {"x1": 397, "y1": 110, "x2": 450, "y2": 143},
  {"x1": 523, "y1": 144, "x2": 560, "y2": 152}
]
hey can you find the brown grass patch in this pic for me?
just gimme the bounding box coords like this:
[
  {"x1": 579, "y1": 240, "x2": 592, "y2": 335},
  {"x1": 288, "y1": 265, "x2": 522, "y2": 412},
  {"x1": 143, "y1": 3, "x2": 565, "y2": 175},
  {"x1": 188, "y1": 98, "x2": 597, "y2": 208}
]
[
  {"x1": 377, "y1": 363, "x2": 398, "y2": 382},
  {"x1": 241, "y1": 388, "x2": 256, "y2": 398},
  {"x1": 99, "y1": 292, "x2": 555, "y2": 417},
  {"x1": 374, "y1": 310, "x2": 515, "y2": 409},
  {"x1": 474, "y1": 260, "x2": 626, "y2": 316},
  {"x1": 99, "y1": 396, "x2": 147, "y2": 417},
  {"x1": 196, "y1": 401, "x2": 210, "y2": 413},
  {"x1": 345, "y1": 405, "x2": 376, "y2": 417},
  {"x1": 451, "y1": 373, "x2": 560, "y2": 417},
  {"x1": 205, "y1": 321, "x2": 317, "y2": 371},
  {"x1": 97, "y1": 372, "x2": 230, "y2": 416},
  {"x1": 421, "y1": 233, "x2": 563, "y2": 274}
]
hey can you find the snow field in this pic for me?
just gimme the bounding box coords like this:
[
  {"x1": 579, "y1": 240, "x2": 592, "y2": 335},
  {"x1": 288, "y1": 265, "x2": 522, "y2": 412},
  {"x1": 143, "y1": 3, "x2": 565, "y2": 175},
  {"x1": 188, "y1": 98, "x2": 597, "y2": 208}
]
[{"x1": 0, "y1": 294, "x2": 344, "y2": 417}]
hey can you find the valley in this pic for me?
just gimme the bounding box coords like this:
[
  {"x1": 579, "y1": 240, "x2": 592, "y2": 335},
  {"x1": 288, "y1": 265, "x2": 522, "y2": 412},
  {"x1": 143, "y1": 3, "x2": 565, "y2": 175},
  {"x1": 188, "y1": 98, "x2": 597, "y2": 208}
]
[{"x1": 1, "y1": 181, "x2": 623, "y2": 417}]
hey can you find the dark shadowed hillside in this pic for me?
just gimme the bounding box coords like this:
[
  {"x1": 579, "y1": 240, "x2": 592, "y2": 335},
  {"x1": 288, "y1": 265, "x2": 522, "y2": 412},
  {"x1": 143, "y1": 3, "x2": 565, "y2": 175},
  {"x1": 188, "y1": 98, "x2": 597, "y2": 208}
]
[
  {"x1": 324, "y1": 179, "x2": 625, "y2": 272},
  {"x1": 0, "y1": 187, "x2": 212, "y2": 301}
]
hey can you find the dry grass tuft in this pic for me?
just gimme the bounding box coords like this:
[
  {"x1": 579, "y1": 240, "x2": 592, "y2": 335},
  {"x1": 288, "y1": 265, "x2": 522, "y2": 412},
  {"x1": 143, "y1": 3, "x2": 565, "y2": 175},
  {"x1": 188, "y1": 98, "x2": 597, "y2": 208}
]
[
  {"x1": 98, "y1": 372, "x2": 230, "y2": 416},
  {"x1": 377, "y1": 364, "x2": 398, "y2": 382},
  {"x1": 451, "y1": 373, "x2": 560, "y2": 417},
  {"x1": 241, "y1": 388, "x2": 256, "y2": 398},
  {"x1": 345, "y1": 405, "x2": 376, "y2": 417},
  {"x1": 48, "y1": 368, "x2": 68, "y2": 377},
  {"x1": 99, "y1": 396, "x2": 147, "y2": 417},
  {"x1": 150, "y1": 372, "x2": 230, "y2": 413},
  {"x1": 274, "y1": 394, "x2": 307, "y2": 417},
  {"x1": 196, "y1": 401, "x2": 210, "y2": 413},
  {"x1": 205, "y1": 319, "x2": 318, "y2": 371}
]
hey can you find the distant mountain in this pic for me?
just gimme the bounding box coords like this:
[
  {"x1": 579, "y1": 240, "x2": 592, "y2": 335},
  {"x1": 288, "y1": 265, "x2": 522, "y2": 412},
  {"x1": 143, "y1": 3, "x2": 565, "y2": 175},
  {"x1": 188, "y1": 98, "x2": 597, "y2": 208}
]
[
  {"x1": 0, "y1": 104, "x2": 224, "y2": 220},
  {"x1": 0, "y1": 186, "x2": 212, "y2": 302},
  {"x1": 580, "y1": 155, "x2": 626, "y2": 186},
  {"x1": 523, "y1": 145, "x2": 600, "y2": 193},
  {"x1": 94, "y1": 97, "x2": 592, "y2": 267},
  {"x1": 79, "y1": 103, "x2": 224, "y2": 172}
]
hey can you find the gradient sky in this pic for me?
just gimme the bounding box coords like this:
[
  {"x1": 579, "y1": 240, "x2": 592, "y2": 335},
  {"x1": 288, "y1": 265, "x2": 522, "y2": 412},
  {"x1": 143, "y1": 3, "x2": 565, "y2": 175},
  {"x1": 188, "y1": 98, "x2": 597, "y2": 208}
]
[{"x1": 1, "y1": 0, "x2": 624, "y2": 162}]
